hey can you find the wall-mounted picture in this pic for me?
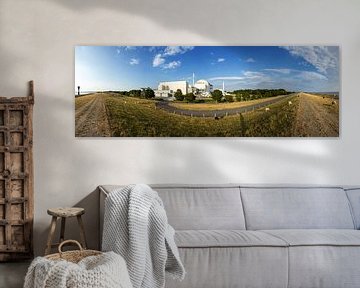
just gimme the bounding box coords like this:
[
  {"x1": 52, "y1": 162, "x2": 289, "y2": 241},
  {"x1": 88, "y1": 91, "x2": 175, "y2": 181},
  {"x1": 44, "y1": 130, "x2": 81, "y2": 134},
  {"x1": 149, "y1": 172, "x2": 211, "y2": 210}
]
[{"x1": 75, "y1": 46, "x2": 339, "y2": 137}]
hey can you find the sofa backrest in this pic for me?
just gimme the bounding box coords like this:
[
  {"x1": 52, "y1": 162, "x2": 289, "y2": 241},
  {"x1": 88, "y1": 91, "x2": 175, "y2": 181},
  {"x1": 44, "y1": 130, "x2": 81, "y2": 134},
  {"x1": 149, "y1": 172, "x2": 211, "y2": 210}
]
[
  {"x1": 153, "y1": 185, "x2": 246, "y2": 230},
  {"x1": 100, "y1": 184, "x2": 358, "y2": 231},
  {"x1": 345, "y1": 188, "x2": 360, "y2": 229},
  {"x1": 240, "y1": 186, "x2": 355, "y2": 230},
  {"x1": 100, "y1": 184, "x2": 246, "y2": 230}
]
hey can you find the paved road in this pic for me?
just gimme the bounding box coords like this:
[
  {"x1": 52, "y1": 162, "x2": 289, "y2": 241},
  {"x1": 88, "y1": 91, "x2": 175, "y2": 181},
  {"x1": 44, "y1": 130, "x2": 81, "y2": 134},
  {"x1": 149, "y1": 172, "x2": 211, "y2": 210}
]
[{"x1": 155, "y1": 94, "x2": 296, "y2": 118}]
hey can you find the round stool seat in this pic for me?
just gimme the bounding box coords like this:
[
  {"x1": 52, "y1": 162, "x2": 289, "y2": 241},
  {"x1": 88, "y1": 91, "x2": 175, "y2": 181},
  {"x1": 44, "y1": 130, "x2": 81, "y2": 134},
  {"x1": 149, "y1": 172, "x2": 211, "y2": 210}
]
[{"x1": 47, "y1": 207, "x2": 85, "y2": 218}]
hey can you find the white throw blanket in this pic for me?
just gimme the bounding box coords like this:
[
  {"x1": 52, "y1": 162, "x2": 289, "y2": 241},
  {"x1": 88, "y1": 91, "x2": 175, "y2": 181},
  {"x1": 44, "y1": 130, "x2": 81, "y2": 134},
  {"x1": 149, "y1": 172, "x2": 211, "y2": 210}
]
[
  {"x1": 102, "y1": 184, "x2": 185, "y2": 288},
  {"x1": 24, "y1": 251, "x2": 132, "y2": 288}
]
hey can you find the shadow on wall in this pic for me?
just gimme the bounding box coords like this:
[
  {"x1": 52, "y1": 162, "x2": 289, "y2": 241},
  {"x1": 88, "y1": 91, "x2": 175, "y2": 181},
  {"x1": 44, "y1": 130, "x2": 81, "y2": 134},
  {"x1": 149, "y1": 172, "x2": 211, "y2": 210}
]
[
  {"x1": 0, "y1": 0, "x2": 344, "y2": 256},
  {"x1": 38, "y1": 188, "x2": 99, "y2": 255},
  {"x1": 31, "y1": 92, "x2": 107, "y2": 255},
  {"x1": 54, "y1": 0, "x2": 261, "y2": 42}
]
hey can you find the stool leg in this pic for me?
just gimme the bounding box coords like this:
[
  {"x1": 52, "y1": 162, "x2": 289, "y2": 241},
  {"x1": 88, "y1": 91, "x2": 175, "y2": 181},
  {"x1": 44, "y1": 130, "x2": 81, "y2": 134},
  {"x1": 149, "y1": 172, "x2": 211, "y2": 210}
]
[
  {"x1": 60, "y1": 217, "x2": 66, "y2": 243},
  {"x1": 77, "y1": 215, "x2": 87, "y2": 249},
  {"x1": 45, "y1": 216, "x2": 57, "y2": 255}
]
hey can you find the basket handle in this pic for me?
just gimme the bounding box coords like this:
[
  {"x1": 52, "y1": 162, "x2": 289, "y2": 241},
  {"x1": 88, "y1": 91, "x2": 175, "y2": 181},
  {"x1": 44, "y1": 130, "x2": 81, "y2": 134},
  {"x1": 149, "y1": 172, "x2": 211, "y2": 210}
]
[{"x1": 58, "y1": 240, "x2": 83, "y2": 255}]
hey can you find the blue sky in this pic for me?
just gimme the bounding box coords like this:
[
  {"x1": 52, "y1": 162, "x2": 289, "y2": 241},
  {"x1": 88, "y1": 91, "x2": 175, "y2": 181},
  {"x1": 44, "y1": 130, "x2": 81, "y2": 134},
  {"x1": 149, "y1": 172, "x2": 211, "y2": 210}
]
[{"x1": 75, "y1": 46, "x2": 339, "y2": 92}]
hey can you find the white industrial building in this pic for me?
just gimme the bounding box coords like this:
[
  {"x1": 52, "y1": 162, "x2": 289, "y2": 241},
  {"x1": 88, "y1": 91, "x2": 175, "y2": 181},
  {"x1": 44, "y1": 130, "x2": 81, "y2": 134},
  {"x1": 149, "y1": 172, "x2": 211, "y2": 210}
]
[
  {"x1": 154, "y1": 80, "x2": 190, "y2": 99},
  {"x1": 193, "y1": 79, "x2": 213, "y2": 97},
  {"x1": 154, "y1": 74, "x2": 213, "y2": 100}
]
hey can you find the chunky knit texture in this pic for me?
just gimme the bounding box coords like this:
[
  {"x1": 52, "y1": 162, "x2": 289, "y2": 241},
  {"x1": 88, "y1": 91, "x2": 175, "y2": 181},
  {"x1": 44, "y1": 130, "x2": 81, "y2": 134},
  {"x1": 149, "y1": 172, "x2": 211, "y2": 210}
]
[
  {"x1": 102, "y1": 184, "x2": 185, "y2": 288},
  {"x1": 24, "y1": 251, "x2": 133, "y2": 288}
]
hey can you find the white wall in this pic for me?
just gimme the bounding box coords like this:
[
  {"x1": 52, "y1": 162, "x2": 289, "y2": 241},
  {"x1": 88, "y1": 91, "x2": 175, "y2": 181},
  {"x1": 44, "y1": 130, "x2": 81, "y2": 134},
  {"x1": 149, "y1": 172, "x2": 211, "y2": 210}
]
[{"x1": 1, "y1": 0, "x2": 360, "y2": 256}]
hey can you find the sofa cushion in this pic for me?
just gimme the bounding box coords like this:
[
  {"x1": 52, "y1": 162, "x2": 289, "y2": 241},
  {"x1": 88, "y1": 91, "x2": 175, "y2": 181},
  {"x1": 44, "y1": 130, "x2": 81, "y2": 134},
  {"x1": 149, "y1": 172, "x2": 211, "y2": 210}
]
[
  {"x1": 262, "y1": 229, "x2": 360, "y2": 246},
  {"x1": 154, "y1": 186, "x2": 246, "y2": 230},
  {"x1": 240, "y1": 186, "x2": 355, "y2": 230},
  {"x1": 287, "y1": 246, "x2": 360, "y2": 288},
  {"x1": 100, "y1": 185, "x2": 246, "y2": 230},
  {"x1": 175, "y1": 230, "x2": 287, "y2": 248},
  {"x1": 345, "y1": 188, "x2": 360, "y2": 229},
  {"x1": 261, "y1": 230, "x2": 360, "y2": 287},
  {"x1": 165, "y1": 246, "x2": 289, "y2": 288}
]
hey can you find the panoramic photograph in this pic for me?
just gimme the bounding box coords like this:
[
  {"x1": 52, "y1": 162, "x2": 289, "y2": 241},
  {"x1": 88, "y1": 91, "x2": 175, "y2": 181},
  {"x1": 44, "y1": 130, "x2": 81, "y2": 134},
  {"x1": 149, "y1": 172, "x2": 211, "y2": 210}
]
[{"x1": 75, "y1": 46, "x2": 340, "y2": 137}]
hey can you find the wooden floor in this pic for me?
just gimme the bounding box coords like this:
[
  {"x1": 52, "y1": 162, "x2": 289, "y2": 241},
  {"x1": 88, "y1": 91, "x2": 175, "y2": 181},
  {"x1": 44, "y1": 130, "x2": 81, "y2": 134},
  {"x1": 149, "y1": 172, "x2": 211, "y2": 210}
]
[{"x1": 0, "y1": 261, "x2": 30, "y2": 288}]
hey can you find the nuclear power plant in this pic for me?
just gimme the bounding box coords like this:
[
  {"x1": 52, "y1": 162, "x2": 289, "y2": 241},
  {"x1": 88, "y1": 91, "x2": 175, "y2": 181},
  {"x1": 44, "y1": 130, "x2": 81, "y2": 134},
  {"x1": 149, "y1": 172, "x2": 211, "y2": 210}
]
[{"x1": 154, "y1": 73, "x2": 214, "y2": 100}]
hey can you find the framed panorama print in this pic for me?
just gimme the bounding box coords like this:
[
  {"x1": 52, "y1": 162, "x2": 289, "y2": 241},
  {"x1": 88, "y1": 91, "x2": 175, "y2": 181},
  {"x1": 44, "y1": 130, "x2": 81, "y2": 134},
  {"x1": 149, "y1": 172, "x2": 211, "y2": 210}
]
[{"x1": 75, "y1": 46, "x2": 339, "y2": 137}]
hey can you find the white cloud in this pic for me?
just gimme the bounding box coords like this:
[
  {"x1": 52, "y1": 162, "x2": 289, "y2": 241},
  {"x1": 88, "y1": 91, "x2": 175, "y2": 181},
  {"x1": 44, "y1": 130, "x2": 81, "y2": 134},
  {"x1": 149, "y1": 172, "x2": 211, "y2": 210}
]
[
  {"x1": 208, "y1": 65, "x2": 333, "y2": 91},
  {"x1": 280, "y1": 46, "x2": 338, "y2": 74},
  {"x1": 162, "y1": 61, "x2": 181, "y2": 69},
  {"x1": 243, "y1": 71, "x2": 264, "y2": 78},
  {"x1": 209, "y1": 71, "x2": 269, "y2": 83},
  {"x1": 297, "y1": 71, "x2": 328, "y2": 81},
  {"x1": 246, "y1": 58, "x2": 255, "y2": 63},
  {"x1": 125, "y1": 46, "x2": 136, "y2": 50},
  {"x1": 153, "y1": 54, "x2": 165, "y2": 67},
  {"x1": 264, "y1": 68, "x2": 291, "y2": 74},
  {"x1": 129, "y1": 58, "x2": 139, "y2": 65},
  {"x1": 152, "y1": 46, "x2": 192, "y2": 69},
  {"x1": 217, "y1": 58, "x2": 225, "y2": 62},
  {"x1": 116, "y1": 48, "x2": 121, "y2": 54},
  {"x1": 264, "y1": 68, "x2": 328, "y2": 81},
  {"x1": 209, "y1": 76, "x2": 244, "y2": 81},
  {"x1": 149, "y1": 46, "x2": 157, "y2": 52},
  {"x1": 163, "y1": 46, "x2": 194, "y2": 56}
]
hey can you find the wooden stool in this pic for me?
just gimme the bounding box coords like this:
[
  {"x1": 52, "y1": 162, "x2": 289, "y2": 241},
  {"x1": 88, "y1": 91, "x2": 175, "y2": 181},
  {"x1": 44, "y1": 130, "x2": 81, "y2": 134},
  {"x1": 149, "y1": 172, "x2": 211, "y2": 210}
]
[{"x1": 45, "y1": 207, "x2": 87, "y2": 255}]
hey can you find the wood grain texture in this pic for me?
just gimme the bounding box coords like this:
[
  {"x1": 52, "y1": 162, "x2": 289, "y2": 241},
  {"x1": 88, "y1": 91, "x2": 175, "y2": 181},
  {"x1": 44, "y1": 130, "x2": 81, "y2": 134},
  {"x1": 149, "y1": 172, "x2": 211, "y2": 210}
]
[{"x1": 0, "y1": 81, "x2": 34, "y2": 261}]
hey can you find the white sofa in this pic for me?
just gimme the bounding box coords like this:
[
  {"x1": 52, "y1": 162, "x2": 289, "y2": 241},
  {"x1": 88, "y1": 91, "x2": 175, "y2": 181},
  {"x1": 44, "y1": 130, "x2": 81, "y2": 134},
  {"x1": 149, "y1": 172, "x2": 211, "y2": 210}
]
[{"x1": 99, "y1": 184, "x2": 360, "y2": 288}]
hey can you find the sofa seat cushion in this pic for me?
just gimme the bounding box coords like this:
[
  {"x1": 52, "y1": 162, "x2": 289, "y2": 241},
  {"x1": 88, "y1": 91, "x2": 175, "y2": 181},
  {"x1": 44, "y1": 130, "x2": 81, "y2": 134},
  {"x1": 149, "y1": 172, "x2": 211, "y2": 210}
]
[
  {"x1": 165, "y1": 246, "x2": 289, "y2": 288},
  {"x1": 262, "y1": 229, "x2": 360, "y2": 246},
  {"x1": 175, "y1": 230, "x2": 288, "y2": 248}
]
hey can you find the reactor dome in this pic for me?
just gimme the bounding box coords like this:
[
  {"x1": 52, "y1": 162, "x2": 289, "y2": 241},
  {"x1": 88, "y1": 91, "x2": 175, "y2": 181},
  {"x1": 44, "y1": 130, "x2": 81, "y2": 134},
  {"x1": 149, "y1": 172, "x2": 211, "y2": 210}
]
[{"x1": 194, "y1": 79, "x2": 213, "y2": 93}]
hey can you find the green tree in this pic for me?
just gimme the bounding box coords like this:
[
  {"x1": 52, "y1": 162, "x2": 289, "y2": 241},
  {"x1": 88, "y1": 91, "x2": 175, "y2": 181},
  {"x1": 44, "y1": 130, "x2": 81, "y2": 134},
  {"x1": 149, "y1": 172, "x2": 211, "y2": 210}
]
[
  {"x1": 225, "y1": 95, "x2": 234, "y2": 102},
  {"x1": 185, "y1": 93, "x2": 196, "y2": 102},
  {"x1": 144, "y1": 88, "x2": 155, "y2": 99},
  {"x1": 212, "y1": 89, "x2": 223, "y2": 102},
  {"x1": 174, "y1": 89, "x2": 184, "y2": 101},
  {"x1": 129, "y1": 89, "x2": 141, "y2": 98},
  {"x1": 235, "y1": 93, "x2": 242, "y2": 102}
]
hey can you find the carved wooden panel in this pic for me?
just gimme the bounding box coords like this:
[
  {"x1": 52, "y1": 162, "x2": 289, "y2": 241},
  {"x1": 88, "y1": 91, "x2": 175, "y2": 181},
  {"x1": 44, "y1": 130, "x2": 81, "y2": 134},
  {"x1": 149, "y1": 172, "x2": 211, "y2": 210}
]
[{"x1": 0, "y1": 81, "x2": 34, "y2": 261}]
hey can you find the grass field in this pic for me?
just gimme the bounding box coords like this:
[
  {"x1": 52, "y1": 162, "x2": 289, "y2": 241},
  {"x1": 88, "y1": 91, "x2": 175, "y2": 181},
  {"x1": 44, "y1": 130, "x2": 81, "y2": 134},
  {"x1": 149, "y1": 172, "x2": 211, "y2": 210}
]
[
  {"x1": 102, "y1": 93, "x2": 298, "y2": 137},
  {"x1": 75, "y1": 94, "x2": 93, "y2": 110},
  {"x1": 169, "y1": 95, "x2": 286, "y2": 111}
]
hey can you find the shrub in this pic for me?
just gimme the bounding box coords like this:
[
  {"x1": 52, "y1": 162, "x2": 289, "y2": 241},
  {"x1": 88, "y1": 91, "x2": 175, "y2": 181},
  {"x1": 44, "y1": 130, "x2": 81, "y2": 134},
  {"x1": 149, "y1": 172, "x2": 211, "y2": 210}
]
[
  {"x1": 225, "y1": 95, "x2": 234, "y2": 102},
  {"x1": 144, "y1": 88, "x2": 155, "y2": 99},
  {"x1": 235, "y1": 94, "x2": 242, "y2": 102},
  {"x1": 212, "y1": 89, "x2": 223, "y2": 102},
  {"x1": 174, "y1": 89, "x2": 184, "y2": 101},
  {"x1": 185, "y1": 93, "x2": 196, "y2": 102}
]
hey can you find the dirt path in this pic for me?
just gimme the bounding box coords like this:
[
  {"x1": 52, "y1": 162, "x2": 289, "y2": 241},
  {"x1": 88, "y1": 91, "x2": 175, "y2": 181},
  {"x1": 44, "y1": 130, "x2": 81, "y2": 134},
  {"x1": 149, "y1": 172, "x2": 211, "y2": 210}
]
[
  {"x1": 293, "y1": 93, "x2": 339, "y2": 137},
  {"x1": 75, "y1": 93, "x2": 111, "y2": 137}
]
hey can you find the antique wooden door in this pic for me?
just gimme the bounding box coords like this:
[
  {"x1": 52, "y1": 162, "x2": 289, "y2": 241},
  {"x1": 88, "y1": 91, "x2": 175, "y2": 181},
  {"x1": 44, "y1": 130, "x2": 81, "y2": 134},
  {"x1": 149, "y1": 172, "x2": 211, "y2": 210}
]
[{"x1": 0, "y1": 81, "x2": 34, "y2": 261}]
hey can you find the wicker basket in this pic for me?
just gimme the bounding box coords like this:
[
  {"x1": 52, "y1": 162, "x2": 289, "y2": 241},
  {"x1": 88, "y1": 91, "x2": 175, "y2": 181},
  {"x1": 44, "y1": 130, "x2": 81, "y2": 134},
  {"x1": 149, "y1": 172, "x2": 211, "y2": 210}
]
[{"x1": 45, "y1": 240, "x2": 102, "y2": 263}]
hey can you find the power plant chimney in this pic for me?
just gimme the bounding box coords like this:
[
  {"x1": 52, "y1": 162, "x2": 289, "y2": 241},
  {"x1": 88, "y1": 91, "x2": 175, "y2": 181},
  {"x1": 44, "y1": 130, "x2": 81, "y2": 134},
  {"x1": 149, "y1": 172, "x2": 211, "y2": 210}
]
[
  {"x1": 222, "y1": 81, "x2": 225, "y2": 95},
  {"x1": 192, "y1": 73, "x2": 195, "y2": 86}
]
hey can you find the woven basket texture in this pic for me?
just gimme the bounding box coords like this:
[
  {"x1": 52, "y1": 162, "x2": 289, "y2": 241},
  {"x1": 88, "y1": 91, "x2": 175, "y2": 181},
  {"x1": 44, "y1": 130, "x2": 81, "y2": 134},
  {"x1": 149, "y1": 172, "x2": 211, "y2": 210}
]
[{"x1": 45, "y1": 240, "x2": 102, "y2": 263}]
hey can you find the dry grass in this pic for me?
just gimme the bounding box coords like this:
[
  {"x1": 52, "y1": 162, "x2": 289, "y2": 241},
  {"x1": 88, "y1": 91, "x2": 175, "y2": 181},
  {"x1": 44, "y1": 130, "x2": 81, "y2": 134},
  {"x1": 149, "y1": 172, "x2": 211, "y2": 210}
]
[
  {"x1": 292, "y1": 93, "x2": 339, "y2": 137},
  {"x1": 75, "y1": 94, "x2": 96, "y2": 110},
  {"x1": 168, "y1": 95, "x2": 286, "y2": 111},
  {"x1": 103, "y1": 94, "x2": 298, "y2": 137}
]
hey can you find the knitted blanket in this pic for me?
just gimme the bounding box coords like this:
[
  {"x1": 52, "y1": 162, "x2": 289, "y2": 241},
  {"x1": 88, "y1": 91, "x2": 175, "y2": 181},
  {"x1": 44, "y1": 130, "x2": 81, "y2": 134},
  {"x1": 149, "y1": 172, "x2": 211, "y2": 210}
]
[
  {"x1": 24, "y1": 251, "x2": 132, "y2": 288},
  {"x1": 102, "y1": 184, "x2": 185, "y2": 288}
]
